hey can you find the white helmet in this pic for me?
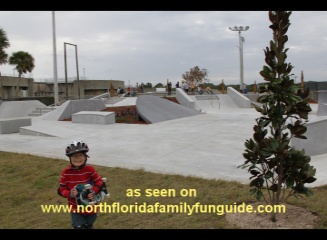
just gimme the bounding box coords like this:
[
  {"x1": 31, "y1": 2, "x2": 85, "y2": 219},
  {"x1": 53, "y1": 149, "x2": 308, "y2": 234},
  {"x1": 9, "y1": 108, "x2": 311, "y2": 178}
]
[{"x1": 65, "y1": 140, "x2": 89, "y2": 157}]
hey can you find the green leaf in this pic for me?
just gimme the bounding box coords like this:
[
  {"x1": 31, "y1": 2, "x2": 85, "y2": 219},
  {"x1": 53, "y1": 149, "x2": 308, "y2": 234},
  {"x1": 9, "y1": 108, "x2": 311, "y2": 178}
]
[
  {"x1": 250, "y1": 170, "x2": 261, "y2": 176},
  {"x1": 250, "y1": 178, "x2": 264, "y2": 188},
  {"x1": 269, "y1": 184, "x2": 278, "y2": 192},
  {"x1": 306, "y1": 166, "x2": 316, "y2": 178},
  {"x1": 303, "y1": 177, "x2": 316, "y2": 184},
  {"x1": 292, "y1": 125, "x2": 307, "y2": 136},
  {"x1": 249, "y1": 188, "x2": 257, "y2": 196},
  {"x1": 286, "y1": 178, "x2": 294, "y2": 189},
  {"x1": 255, "y1": 190, "x2": 263, "y2": 201},
  {"x1": 293, "y1": 135, "x2": 307, "y2": 140}
]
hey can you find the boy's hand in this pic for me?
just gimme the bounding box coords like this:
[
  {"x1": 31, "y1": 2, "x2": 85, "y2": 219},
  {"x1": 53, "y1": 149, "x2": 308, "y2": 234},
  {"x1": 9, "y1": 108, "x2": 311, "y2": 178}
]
[
  {"x1": 87, "y1": 192, "x2": 95, "y2": 201},
  {"x1": 71, "y1": 186, "x2": 78, "y2": 197}
]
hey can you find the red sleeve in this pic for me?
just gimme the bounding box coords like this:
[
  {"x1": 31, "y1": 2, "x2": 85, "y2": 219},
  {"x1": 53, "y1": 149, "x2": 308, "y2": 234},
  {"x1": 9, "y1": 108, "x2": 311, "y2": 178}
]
[
  {"x1": 88, "y1": 166, "x2": 103, "y2": 194},
  {"x1": 57, "y1": 169, "x2": 71, "y2": 198}
]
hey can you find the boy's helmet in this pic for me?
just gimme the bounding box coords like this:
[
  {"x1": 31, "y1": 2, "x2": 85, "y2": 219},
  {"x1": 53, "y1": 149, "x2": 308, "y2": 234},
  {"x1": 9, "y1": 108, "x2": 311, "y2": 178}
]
[{"x1": 65, "y1": 140, "x2": 89, "y2": 156}]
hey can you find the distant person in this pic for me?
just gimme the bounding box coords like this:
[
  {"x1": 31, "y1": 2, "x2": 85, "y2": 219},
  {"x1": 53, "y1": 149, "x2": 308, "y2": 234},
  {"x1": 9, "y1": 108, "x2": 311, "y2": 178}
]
[
  {"x1": 167, "y1": 82, "x2": 172, "y2": 95},
  {"x1": 197, "y1": 85, "x2": 204, "y2": 95},
  {"x1": 131, "y1": 88, "x2": 137, "y2": 97},
  {"x1": 127, "y1": 87, "x2": 131, "y2": 96},
  {"x1": 242, "y1": 84, "x2": 248, "y2": 94},
  {"x1": 190, "y1": 82, "x2": 195, "y2": 95},
  {"x1": 182, "y1": 81, "x2": 189, "y2": 94},
  {"x1": 117, "y1": 87, "x2": 125, "y2": 95},
  {"x1": 57, "y1": 140, "x2": 104, "y2": 229},
  {"x1": 141, "y1": 83, "x2": 144, "y2": 93},
  {"x1": 175, "y1": 82, "x2": 180, "y2": 88}
]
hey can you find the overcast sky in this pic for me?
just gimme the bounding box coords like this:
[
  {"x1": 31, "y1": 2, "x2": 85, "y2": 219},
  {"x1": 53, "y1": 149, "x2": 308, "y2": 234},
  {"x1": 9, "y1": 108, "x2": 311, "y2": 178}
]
[{"x1": 1, "y1": 11, "x2": 327, "y2": 87}]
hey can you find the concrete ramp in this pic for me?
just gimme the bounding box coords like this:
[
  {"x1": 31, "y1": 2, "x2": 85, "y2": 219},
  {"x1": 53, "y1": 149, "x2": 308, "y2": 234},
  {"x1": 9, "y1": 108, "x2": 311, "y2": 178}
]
[
  {"x1": 41, "y1": 99, "x2": 106, "y2": 121},
  {"x1": 0, "y1": 100, "x2": 46, "y2": 118},
  {"x1": 227, "y1": 87, "x2": 252, "y2": 108},
  {"x1": 20, "y1": 122, "x2": 85, "y2": 137},
  {"x1": 136, "y1": 95, "x2": 201, "y2": 123},
  {"x1": 176, "y1": 88, "x2": 196, "y2": 109}
]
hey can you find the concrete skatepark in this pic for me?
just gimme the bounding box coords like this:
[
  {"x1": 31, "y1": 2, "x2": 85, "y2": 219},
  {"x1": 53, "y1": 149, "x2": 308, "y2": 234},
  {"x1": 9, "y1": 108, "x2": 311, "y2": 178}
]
[{"x1": 1, "y1": 87, "x2": 327, "y2": 188}]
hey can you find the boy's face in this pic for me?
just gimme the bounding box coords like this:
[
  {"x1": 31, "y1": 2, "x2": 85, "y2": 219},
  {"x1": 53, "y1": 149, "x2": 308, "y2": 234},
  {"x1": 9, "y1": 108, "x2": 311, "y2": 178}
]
[{"x1": 70, "y1": 152, "x2": 87, "y2": 167}]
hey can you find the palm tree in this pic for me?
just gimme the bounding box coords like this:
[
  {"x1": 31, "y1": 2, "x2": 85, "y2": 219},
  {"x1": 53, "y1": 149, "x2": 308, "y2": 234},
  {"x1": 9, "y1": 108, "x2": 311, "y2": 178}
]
[
  {"x1": 9, "y1": 51, "x2": 35, "y2": 97},
  {"x1": 0, "y1": 27, "x2": 10, "y2": 99}
]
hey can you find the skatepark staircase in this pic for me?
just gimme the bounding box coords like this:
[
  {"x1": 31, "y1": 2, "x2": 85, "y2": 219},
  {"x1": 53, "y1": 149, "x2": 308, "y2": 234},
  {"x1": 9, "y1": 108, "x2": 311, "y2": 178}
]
[
  {"x1": 28, "y1": 106, "x2": 57, "y2": 116},
  {"x1": 195, "y1": 94, "x2": 220, "y2": 109}
]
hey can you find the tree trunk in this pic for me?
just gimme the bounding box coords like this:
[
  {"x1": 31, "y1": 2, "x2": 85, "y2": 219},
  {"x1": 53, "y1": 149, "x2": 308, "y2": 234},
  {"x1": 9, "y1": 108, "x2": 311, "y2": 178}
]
[
  {"x1": 270, "y1": 202, "x2": 277, "y2": 222},
  {"x1": 15, "y1": 73, "x2": 21, "y2": 97},
  {"x1": 0, "y1": 72, "x2": 3, "y2": 99}
]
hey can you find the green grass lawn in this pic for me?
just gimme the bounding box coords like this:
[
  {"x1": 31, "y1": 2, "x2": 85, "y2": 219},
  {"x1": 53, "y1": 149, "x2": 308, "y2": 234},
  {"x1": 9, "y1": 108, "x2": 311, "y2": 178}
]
[{"x1": 1, "y1": 151, "x2": 326, "y2": 229}]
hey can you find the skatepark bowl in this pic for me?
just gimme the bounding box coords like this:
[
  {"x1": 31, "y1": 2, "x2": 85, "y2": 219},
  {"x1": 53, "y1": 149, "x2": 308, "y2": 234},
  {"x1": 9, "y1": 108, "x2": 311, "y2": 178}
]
[{"x1": 0, "y1": 86, "x2": 327, "y2": 187}]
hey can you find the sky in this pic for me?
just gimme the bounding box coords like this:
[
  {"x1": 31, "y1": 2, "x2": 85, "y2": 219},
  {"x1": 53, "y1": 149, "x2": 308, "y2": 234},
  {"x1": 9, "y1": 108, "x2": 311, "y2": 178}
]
[{"x1": 1, "y1": 11, "x2": 327, "y2": 87}]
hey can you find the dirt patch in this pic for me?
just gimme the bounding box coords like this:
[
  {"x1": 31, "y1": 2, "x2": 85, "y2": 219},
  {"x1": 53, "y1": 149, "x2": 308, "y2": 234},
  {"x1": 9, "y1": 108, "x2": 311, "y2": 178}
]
[
  {"x1": 225, "y1": 202, "x2": 318, "y2": 229},
  {"x1": 308, "y1": 99, "x2": 318, "y2": 104},
  {"x1": 163, "y1": 96, "x2": 180, "y2": 104},
  {"x1": 102, "y1": 105, "x2": 147, "y2": 124}
]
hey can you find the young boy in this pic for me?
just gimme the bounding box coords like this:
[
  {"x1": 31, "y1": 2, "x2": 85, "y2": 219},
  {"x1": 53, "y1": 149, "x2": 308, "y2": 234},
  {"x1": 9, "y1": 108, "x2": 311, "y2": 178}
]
[{"x1": 57, "y1": 140, "x2": 103, "y2": 229}]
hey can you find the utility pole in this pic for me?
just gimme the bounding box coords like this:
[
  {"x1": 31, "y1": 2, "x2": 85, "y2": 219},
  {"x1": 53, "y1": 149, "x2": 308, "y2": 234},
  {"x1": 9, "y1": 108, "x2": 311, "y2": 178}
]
[{"x1": 229, "y1": 26, "x2": 249, "y2": 93}]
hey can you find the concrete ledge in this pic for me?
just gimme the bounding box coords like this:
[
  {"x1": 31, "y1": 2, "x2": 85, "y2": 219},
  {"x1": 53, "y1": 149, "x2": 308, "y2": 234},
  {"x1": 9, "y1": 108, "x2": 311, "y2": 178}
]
[
  {"x1": 318, "y1": 91, "x2": 327, "y2": 103},
  {"x1": 72, "y1": 111, "x2": 115, "y2": 125},
  {"x1": 0, "y1": 117, "x2": 32, "y2": 134},
  {"x1": 317, "y1": 91, "x2": 327, "y2": 116},
  {"x1": 176, "y1": 88, "x2": 196, "y2": 109},
  {"x1": 227, "y1": 87, "x2": 251, "y2": 108},
  {"x1": 317, "y1": 103, "x2": 327, "y2": 116},
  {"x1": 156, "y1": 88, "x2": 166, "y2": 92}
]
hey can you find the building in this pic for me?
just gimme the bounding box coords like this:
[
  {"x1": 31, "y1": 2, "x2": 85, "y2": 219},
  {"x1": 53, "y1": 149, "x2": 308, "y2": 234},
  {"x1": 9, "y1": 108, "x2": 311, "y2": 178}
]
[
  {"x1": 305, "y1": 81, "x2": 327, "y2": 101},
  {"x1": 0, "y1": 76, "x2": 125, "y2": 102},
  {"x1": 0, "y1": 76, "x2": 34, "y2": 99}
]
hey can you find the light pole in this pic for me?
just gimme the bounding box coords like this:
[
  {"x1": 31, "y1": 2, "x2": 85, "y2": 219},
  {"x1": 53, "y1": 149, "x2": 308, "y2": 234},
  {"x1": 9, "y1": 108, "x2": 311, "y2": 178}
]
[
  {"x1": 83, "y1": 68, "x2": 85, "y2": 80},
  {"x1": 64, "y1": 42, "x2": 80, "y2": 99},
  {"x1": 229, "y1": 26, "x2": 249, "y2": 92},
  {"x1": 52, "y1": 11, "x2": 59, "y2": 105}
]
